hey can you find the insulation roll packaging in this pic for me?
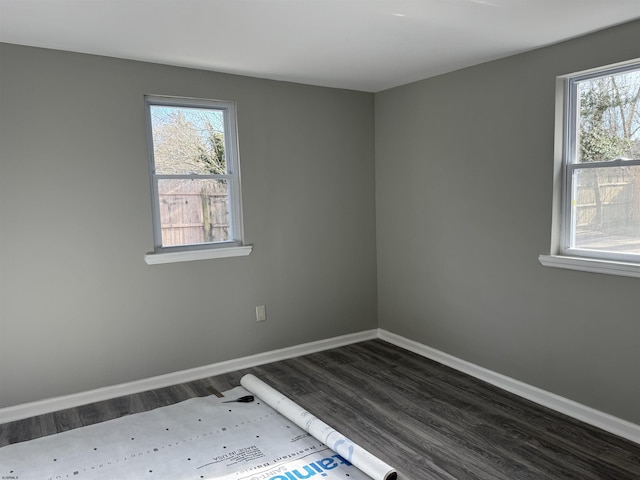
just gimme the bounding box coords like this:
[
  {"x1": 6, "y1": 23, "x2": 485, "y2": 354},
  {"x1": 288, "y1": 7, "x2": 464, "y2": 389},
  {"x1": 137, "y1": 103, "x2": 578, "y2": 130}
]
[{"x1": 240, "y1": 374, "x2": 398, "y2": 480}]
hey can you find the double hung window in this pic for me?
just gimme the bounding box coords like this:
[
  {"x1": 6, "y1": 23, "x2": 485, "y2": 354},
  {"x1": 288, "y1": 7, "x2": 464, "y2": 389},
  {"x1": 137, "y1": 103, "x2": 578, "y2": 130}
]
[
  {"x1": 542, "y1": 60, "x2": 640, "y2": 276},
  {"x1": 563, "y1": 62, "x2": 640, "y2": 261},
  {"x1": 144, "y1": 95, "x2": 250, "y2": 264}
]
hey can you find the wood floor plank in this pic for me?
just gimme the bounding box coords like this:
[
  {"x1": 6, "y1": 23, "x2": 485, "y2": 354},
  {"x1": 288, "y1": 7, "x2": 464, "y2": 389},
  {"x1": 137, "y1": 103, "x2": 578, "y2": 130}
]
[{"x1": 1, "y1": 340, "x2": 639, "y2": 479}]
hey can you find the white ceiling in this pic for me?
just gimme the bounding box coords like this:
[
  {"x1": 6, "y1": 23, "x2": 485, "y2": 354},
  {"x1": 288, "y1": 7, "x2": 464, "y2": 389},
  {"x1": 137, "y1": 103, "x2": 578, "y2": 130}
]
[{"x1": 1, "y1": 0, "x2": 639, "y2": 92}]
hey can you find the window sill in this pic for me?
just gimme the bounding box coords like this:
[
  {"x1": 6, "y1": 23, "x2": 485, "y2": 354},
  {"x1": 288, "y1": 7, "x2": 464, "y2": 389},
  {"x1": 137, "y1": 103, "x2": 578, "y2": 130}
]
[
  {"x1": 145, "y1": 245, "x2": 252, "y2": 265},
  {"x1": 538, "y1": 254, "x2": 640, "y2": 279}
]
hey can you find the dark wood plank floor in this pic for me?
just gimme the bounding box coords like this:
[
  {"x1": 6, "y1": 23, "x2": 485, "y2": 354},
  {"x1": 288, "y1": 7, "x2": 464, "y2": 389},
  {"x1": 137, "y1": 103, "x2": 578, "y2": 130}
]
[{"x1": 1, "y1": 340, "x2": 639, "y2": 479}]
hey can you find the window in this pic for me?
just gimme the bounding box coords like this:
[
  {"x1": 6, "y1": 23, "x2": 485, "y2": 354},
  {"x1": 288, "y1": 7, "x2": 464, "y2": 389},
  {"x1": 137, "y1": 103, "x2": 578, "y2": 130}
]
[
  {"x1": 144, "y1": 95, "x2": 251, "y2": 264},
  {"x1": 540, "y1": 59, "x2": 640, "y2": 277}
]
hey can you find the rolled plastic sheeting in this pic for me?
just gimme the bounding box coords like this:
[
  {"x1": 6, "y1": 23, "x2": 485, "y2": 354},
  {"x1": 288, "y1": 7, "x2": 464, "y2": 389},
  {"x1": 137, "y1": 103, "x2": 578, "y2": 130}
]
[{"x1": 240, "y1": 374, "x2": 398, "y2": 480}]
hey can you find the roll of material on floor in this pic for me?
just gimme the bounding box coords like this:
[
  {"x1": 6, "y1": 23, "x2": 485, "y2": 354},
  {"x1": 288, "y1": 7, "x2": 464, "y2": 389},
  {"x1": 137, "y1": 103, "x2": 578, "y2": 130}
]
[{"x1": 240, "y1": 374, "x2": 398, "y2": 480}]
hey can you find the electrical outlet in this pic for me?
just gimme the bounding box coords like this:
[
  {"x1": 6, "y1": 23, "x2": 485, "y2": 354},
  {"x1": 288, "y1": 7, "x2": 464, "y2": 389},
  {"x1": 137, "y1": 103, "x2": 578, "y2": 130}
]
[{"x1": 256, "y1": 305, "x2": 267, "y2": 322}]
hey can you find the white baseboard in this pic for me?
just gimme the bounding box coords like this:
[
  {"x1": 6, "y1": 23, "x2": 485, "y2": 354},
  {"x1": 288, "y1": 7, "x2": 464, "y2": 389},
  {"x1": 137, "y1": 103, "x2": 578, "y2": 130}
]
[
  {"x1": 0, "y1": 329, "x2": 378, "y2": 424},
  {"x1": 3, "y1": 327, "x2": 639, "y2": 447},
  {"x1": 378, "y1": 329, "x2": 640, "y2": 445}
]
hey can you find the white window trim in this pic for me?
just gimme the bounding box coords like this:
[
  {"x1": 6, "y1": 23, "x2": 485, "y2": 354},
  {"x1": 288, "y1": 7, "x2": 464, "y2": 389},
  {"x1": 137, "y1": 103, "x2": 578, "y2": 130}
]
[
  {"x1": 538, "y1": 254, "x2": 640, "y2": 279},
  {"x1": 541, "y1": 58, "x2": 640, "y2": 278},
  {"x1": 143, "y1": 95, "x2": 251, "y2": 264},
  {"x1": 145, "y1": 245, "x2": 252, "y2": 265}
]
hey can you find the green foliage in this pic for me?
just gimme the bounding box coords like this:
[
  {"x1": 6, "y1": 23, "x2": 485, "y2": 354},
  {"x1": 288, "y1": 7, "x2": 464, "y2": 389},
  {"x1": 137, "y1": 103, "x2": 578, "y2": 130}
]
[
  {"x1": 197, "y1": 131, "x2": 226, "y2": 175},
  {"x1": 578, "y1": 72, "x2": 640, "y2": 163},
  {"x1": 580, "y1": 85, "x2": 623, "y2": 162}
]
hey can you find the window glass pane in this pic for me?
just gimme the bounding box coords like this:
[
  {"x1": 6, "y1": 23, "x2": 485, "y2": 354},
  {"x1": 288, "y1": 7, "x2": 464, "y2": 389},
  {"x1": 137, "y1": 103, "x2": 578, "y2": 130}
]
[
  {"x1": 149, "y1": 105, "x2": 227, "y2": 175},
  {"x1": 572, "y1": 165, "x2": 640, "y2": 254},
  {"x1": 157, "y1": 179, "x2": 230, "y2": 247},
  {"x1": 576, "y1": 68, "x2": 640, "y2": 163}
]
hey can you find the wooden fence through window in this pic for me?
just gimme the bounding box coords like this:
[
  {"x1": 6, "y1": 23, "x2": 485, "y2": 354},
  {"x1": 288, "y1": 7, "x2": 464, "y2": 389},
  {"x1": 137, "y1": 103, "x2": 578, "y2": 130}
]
[{"x1": 158, "y1": 182, "x2": 230, "y2": 247}]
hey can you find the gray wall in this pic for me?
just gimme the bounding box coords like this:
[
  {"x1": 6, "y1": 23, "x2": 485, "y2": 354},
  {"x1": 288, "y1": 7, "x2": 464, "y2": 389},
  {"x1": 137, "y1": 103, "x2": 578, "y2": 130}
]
[
  {"x1": 0, "y1": 44, "x2": 377, "y2": 408},
  {"x1": 2, "y1": 20, "x2": 640, "y2": 426},
  {"x1": 375, "y1": 20, "x2": 640, "y2": 424}
]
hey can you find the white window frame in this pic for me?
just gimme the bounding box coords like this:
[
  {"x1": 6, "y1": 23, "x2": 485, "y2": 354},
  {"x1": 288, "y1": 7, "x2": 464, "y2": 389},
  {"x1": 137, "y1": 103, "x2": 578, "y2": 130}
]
[
  {"x1": 143, "y1": 95, "x2": 251, "y2": 265},
  {"x1": 540, "y1": 58, "x2": 640, "y2": 278}
]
